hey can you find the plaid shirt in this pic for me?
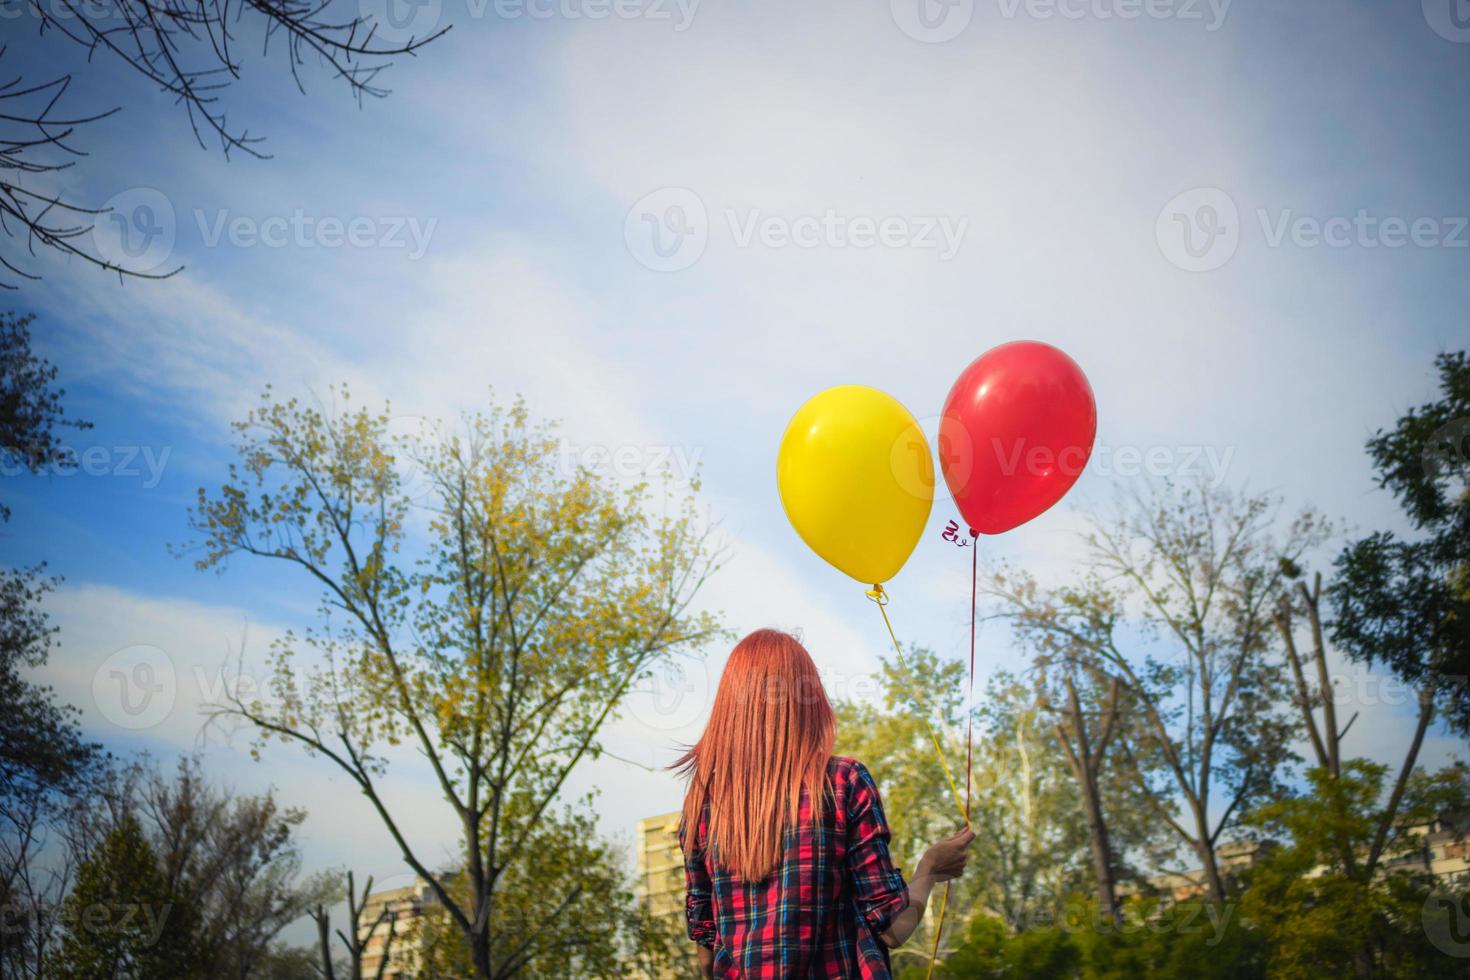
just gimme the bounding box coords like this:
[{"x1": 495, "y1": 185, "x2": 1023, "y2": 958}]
[{"x1": 680, "y1": 756, "x2": 911, "y2": 979}]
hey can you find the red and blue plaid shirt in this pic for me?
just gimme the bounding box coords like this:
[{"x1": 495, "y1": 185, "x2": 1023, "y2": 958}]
[{"x1": 680, "y1": 756, "x2": 911, "y2": 979}]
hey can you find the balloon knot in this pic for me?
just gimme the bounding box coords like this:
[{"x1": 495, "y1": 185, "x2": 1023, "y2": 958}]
[
  {"x1": 968, "y1": 528, "x2": 979, "y2": 538},
  {"x1": 865, "y1": 584, "x2": 888, "y2": 604}
]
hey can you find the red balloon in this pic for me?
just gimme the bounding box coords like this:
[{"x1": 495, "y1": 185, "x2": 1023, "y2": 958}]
[{"x1": 939, "y1": 341, "x2": 1097, "y2": 535}]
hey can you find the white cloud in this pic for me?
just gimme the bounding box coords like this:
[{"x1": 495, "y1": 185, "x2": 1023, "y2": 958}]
[{"x1": 42, "y1": 583, "x2": 463, "y2": 880}]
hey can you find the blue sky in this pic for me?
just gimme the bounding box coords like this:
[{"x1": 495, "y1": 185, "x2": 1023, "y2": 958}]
[{"x1": 6, "y1": 0, "x2": 1470, "y2": 929}]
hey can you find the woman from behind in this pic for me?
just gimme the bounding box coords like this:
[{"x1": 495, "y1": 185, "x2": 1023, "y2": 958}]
[{"x1": 674, "y1": 628, "x2": 973, "y2": 979}]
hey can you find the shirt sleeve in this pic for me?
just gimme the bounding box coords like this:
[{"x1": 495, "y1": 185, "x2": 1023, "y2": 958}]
[
  {"x1": 846, "y1": 761, "x2": 911, "y2": 935},
  {"x1": 678, "y1": 806, "x2": 718, "y2": 949}
]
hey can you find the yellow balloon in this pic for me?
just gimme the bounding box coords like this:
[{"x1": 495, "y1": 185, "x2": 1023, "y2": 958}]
[{"x1": 777, "y1": 385, "x2": 934, "y2": 586}]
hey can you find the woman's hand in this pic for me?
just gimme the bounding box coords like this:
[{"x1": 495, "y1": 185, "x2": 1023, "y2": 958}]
[
  {"x1": 917, "y1": 826, "x2": 975, "y2": 882},
  {"x1": 879, "y1": 826, "x2": 976, "y2": 948}
]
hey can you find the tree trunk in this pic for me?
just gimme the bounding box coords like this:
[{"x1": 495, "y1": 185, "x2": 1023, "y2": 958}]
[
  {"x1": 472, "y1": 893, "x2": 493, "y2": 980},
  {"x1": 312, "y1": 906, "x2": 336, "y2": 980},
  {"x1": 1195, "y1": 835, "x2": 1227, "y2": 904},
  {"x1": 1054, "y1": 670, "x2": 1122, "y2": 922},
  {"x1": 1078, "y1": 768, "x2": 1120, "y2": 919}
]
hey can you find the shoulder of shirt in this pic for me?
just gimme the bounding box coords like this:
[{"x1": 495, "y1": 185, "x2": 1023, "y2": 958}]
[{"x1": 827, "y1": 755, "x2": 873, "y2": 783}]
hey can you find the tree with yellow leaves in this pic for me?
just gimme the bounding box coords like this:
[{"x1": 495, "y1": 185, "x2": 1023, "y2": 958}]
[{"x1": 185, "y1": 388, "x2": 724, "y2": 979}]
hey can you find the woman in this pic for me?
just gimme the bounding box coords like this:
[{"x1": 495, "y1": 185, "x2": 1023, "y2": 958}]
[{"x1": 674, "y1": 628, "x2": 974, "y2": 979}]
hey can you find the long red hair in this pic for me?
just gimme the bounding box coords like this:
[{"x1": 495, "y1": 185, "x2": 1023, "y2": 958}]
[{"x1": 673, "y1": 628, "x2": 835, "y2": 881}]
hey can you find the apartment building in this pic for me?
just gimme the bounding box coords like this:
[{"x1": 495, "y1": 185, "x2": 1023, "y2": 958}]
[
  {"x1": 636, "y1": 810, "x2": 686, "y2": 921},
  {"x1": 1138, "y1": 813, "x2": 1469, "y2": 902},
  {"x1": 357, "y1": 878, "x2": 437, "y2": 979},
  {"x1": 1135, "y1": 839, "x2": 1281, "y2": 901},
  {"x1": 1373, "y1": 812, "x2": 1470, "y2": 879}
]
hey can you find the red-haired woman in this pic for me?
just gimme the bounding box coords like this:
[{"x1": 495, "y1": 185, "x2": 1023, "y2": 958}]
[{"x1": 674, "y1": 628, "x2": 974, "y2": 979}]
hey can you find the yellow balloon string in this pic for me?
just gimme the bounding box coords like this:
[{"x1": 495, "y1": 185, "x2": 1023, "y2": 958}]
[
  {"x1": 924, "y1": 883, "x2": 950, "y2": 980},
  {"x1": 866, "y1": 583, "x2": 968, "y2": 978},
  {"x1": 865, "y1": 584, "x2": 967, "y2": 823}
]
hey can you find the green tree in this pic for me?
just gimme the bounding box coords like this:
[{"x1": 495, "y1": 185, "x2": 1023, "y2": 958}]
[
  {"x1": 307, "y1": 871, "x2": 388, "y2": 980},
  {"x1": 1274, "y1": 567, "x2": 1456, "y2": 884},
  {"x1": 834, "y1": 645, "x2": 973, "y2": 970},
  {"x1": 1027, "y1": 651, "x2": 1139, "y2": 922},
  {"x1": 186, "y1": 388, "x2": 724, "y2": 980},
  {"x1": 834, "y1": 650, "x2": 1098, "y2": 966},
  {"x1": 834, "y1": 645, "x2": 969, "y2": 871},
  {"x1": 50, "y1": 814, "x2": 197, "y2": 979},
  {"x1": 924, "y1": 913, "x2": 1081, "y2": 980},
  {"x1": 624, "y1": 900, "x2": 705, "y2": 979},
  {"x1": 1329, "y1": 350, "x2": 1470, "y2": 734},
  {"x1": 988, "y1": 483, "x2": 1321, "y2": 902},
  {"x1": 926, "y1": 896, "x2": 1270, "y2": 980},
  {"x1": 411, "y1": 804, "x2": 672, "y2": 978},
  {"x1": 965, "y1": 671, "x2": 1093, "y2": 930},
  {"x1": 1, "y1": 311, "x2": 93, "y2": 498},
  {"x1": 51, "y1": 756, "x2": 333, "y2": 979},
  {"x1": 1241, "y1": 760, "x2": 1470, "y2": 979},
  {"x1": 0, "y1": 311, "x2": 98, "y2": 803},
  {"x1": 136, "y1": 757, "x2": 337, "y2": 980},
  {"x1": 0, "y1": 310, "x2": 101, "y2": 978}
]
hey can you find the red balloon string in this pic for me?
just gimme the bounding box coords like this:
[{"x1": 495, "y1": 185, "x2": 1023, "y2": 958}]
[
  {"x1": 965, "y1": 528, "x2": 978, "y2": 825},
  {"x1": 932, "y1": 530, "x2": 979, "y2": 980}
]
